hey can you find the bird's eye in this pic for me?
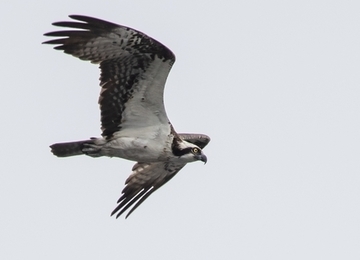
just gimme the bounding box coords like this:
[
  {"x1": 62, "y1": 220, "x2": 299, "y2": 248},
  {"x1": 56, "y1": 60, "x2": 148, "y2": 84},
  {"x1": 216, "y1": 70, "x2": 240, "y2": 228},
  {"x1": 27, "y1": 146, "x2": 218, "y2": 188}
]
[{"x1": 191, "y1": 147, "x2": 200, "y2": 154}]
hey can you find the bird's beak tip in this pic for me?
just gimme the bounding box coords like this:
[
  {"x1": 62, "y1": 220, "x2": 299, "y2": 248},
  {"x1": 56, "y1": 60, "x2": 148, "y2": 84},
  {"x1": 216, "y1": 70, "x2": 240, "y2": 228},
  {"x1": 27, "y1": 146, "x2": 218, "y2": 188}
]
[{"x1": 201, "y1": 154, "x2": 207, "y2": 164}]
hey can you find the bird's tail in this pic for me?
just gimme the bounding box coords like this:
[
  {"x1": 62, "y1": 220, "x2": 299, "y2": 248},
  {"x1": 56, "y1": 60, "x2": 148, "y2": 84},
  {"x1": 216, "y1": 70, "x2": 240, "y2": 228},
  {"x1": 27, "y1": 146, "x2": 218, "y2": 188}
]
[{"x1": 50, "y1": 140, "x2": 93, "y2": 157}]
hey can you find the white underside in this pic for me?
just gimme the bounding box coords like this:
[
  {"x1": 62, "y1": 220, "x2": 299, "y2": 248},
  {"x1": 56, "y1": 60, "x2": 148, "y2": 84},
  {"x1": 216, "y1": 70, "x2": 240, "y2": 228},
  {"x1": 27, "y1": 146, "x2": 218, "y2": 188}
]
[{"x1": 91, "y1": 124, "x2": 175, "y2": 162}]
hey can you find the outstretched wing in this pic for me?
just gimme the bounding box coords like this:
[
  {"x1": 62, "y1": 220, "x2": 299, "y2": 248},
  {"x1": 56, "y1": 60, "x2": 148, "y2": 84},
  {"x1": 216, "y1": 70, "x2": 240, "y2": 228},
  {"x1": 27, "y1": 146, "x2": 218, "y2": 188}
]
[
  {"x1": 111, "y1": 134, "x2": 211, "y2": 218},
  {"x1": 43, "y1": 15, "x2": 175, "y2": 139}
]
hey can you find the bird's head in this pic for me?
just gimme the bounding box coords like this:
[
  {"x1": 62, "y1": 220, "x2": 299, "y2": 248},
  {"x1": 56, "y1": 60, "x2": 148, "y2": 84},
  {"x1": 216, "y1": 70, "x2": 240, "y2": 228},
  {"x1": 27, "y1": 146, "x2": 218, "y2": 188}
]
[{"x1": 172, "y1": 140, "x2": 207, "y2": 164}]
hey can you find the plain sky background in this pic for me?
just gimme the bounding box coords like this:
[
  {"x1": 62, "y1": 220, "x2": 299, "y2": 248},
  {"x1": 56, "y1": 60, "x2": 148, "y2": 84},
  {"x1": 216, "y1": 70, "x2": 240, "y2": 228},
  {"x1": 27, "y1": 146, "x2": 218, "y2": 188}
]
[{"x1": 1, "y1": 0, "x2": 360, "y2": 259}]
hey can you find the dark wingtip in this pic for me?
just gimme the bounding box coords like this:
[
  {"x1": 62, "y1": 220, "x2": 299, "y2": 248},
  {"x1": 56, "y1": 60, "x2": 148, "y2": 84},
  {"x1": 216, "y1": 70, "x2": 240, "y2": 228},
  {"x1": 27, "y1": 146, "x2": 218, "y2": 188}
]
[
  {"x1": 68, "y1": 14, "x2": 86, "y2": 19},
  {"x1": 67, "y1": 14, "x2": 120, "y2": 29}
]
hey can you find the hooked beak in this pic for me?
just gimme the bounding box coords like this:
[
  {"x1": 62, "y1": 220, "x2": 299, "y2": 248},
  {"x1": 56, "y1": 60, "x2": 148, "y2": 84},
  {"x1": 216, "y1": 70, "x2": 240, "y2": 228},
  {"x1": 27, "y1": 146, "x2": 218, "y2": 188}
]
[{"x1": 196, "y1": 153, "x2": 207, "y2": 164}]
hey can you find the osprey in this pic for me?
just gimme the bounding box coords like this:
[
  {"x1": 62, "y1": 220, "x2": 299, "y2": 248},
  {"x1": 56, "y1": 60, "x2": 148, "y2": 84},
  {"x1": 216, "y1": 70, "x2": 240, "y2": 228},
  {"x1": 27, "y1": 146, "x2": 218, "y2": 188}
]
[{"x1": 44, "y1": 15, "x2": 210, "y2": 218}]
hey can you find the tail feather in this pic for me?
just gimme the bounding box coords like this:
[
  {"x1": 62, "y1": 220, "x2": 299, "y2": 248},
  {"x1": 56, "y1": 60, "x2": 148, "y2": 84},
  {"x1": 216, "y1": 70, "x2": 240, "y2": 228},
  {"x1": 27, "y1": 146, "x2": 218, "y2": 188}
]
[{"x1": 50, "y1": 140, "x2": 92, "y2": 157}]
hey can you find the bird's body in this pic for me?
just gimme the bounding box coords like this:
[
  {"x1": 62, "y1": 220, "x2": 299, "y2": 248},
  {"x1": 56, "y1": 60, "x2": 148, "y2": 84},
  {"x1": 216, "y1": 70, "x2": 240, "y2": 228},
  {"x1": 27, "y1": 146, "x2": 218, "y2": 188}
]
[{"x1": 44, "y1": 15, "x2": 210, "y2": 218}]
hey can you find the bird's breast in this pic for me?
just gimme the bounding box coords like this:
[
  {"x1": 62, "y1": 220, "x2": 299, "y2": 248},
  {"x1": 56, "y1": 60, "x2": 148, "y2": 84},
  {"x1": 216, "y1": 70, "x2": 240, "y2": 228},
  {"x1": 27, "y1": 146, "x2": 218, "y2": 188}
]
[{"x1": 101, "y1": 135, "x2": 173, "y2": 162}]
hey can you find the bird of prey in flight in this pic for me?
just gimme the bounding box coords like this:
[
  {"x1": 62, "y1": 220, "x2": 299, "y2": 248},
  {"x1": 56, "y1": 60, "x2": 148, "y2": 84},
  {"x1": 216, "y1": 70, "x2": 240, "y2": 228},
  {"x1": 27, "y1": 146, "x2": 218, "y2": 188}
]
[{"x1": 44, "y1": 15, "x2": 210, "y2": 218}]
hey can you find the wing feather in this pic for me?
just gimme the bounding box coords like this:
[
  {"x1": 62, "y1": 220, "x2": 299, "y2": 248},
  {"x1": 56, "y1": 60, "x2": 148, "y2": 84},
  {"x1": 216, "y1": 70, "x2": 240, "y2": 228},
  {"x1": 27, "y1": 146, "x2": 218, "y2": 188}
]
[{"x1": 43, "y1": 15, "x2": 175, "y2": 139}]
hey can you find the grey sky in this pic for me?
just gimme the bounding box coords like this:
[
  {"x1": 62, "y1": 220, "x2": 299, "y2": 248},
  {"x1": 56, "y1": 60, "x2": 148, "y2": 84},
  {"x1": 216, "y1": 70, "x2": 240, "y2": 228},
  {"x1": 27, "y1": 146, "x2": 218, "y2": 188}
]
[{"x1": 1, "y1": 0, "x2": 360, "y2": 259}]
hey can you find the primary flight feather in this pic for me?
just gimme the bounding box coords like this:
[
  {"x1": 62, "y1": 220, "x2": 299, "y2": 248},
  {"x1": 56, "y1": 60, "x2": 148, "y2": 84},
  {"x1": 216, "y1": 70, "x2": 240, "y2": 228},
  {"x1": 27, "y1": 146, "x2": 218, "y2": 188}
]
[{"x1": 44, "y1": 15, "x2": 210, "y2": 218}]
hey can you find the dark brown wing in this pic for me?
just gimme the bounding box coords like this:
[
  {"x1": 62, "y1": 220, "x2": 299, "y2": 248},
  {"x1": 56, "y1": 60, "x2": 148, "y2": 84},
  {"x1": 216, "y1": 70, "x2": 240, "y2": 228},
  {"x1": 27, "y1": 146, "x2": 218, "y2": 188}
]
[
  {"x1": 43, "y1": 15, "x2": 175, "y2": 139},
  {"x1": 111, "y1": 134, "x2": 210, "y2": 218}
]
